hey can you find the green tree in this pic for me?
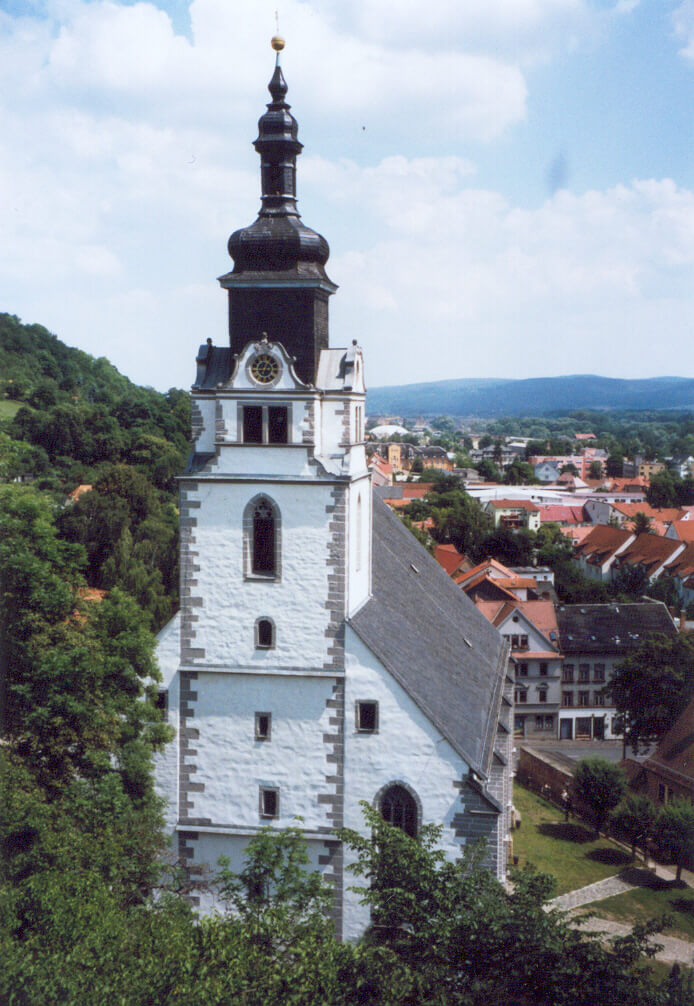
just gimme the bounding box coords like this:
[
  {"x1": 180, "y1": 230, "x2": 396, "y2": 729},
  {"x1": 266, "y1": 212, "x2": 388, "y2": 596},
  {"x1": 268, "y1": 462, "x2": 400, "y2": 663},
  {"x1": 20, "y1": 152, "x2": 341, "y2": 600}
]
[
  {"x1": 611, "y1": 793, "x2": 657, "y2": 863},
  {"x1": 647, "y1": 470, "x2": 680, "y2": 508},
  {"x1": 658, "y1": 799, "x2": 694, "y2": 882},
  {"x1": 609, "y1": 634, "x2": 694, "y2": 753},
  {"x1": 589, "y1": 460, "x2": 603, "y2": 479},
  {"x1": 606, "y1": 452, "x2": 625, "y2": 478},
  {"x1": 572, "y1": 758, "x2": 627, "y2": 838},
  {"x1": 340, "y1": 803, "x2": 673, "y2": 1006},
  {"x1": 632, "y1": 511, "x2": 654, "y2": 536}
]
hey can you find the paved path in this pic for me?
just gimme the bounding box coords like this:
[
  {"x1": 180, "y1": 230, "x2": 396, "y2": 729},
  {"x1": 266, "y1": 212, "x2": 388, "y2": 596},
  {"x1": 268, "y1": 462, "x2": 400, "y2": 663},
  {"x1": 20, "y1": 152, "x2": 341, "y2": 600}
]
[
  {"x1": 569, "y1": 916, "x2": 694, "y2": 966},
  {"x1": 544, "y1": 868, "x2": 694, "y2": 964},
  {"x1": 549, "y1": 874, "x2": 638, "y2": 911}
]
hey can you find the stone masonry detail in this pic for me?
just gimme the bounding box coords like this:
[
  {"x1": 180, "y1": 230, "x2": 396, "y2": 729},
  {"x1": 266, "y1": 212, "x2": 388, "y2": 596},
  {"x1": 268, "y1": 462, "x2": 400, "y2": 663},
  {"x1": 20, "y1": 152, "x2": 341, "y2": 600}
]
[
  {"x1": 319, "y1": 677, "x2": 345, "y2": 938},
  {"x1": 180, "y1": 482, "x2": 205, "y2": 664},
  {"x1": 324, "y1": 484, "x2": 347, "y2": 671},
  {"x1": 179, "y1": 671, "x2": 211, "y2": 826}
]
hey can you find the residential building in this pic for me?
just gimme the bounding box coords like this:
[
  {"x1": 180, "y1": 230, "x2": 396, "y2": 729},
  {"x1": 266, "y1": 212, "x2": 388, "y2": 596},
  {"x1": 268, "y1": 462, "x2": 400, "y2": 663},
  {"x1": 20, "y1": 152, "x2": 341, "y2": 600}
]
[
  {"x1": 456, "y1": 558, "x2": 540, "y2": 602},
  {"x1": 484, "y1": 498, "x2": 541, "y2": 531},
  {"x1": 154, "y1": 48, "x2": 512, "y2": 939},
  {"x1": 555, "y1": 602, "x2": 677, "y2": 740},
  {"x1": 572, "y1": 525, "x2": 635, "y2": 583},
  {"x1": 626, "y1": 694, "x2": 694, "y2": 809},
  {"x1": 611, "y1": 533, "x2": 685, "y2": 584},
  {"x1": 476, "y1": 600, "x2": 562, "y2": 740}
]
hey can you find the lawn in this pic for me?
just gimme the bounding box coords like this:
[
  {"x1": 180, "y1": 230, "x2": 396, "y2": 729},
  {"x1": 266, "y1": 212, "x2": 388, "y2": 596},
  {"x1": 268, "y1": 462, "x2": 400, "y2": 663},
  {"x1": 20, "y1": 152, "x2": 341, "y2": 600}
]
[
  {"x1": 0, "y1": 399, "x2": 21, "y2": 420},
  {"x1": 512, "y1": 783, "x2": 632, "y2": 896},
  {"x1": 591, "y1": 882, "x2": 694, "y2": 945}
]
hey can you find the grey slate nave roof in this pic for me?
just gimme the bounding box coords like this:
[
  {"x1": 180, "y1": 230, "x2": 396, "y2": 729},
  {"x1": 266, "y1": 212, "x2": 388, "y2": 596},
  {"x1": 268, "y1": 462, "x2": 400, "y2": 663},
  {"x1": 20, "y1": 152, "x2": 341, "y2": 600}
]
[{"x1": 349, "y1": 495, "x2": 509, "y2": 780}]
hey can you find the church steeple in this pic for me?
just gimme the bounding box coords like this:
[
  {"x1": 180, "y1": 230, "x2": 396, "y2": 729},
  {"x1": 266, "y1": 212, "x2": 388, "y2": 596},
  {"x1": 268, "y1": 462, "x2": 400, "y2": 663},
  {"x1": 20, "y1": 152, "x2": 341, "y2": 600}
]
[{"x1": 219, "y1": 39, "x2": 336, "y2": 385}]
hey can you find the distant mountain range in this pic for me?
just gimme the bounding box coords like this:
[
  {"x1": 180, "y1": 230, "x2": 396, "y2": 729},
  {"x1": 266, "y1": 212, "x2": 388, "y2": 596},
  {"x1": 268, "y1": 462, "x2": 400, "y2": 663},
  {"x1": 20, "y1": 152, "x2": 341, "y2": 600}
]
[{"x1": 366, "y1": 375, "x2": 694, "y2": 417}]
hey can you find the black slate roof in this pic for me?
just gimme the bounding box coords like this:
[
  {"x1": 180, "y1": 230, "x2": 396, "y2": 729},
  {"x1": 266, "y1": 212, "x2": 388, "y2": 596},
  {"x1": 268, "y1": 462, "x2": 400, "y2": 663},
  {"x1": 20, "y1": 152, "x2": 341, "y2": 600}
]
[
  {"x1": 349, "y1": 496, "x2": 508, "y2": 778},
  {"x1": 556, "y1": 602, "x2": 676, "y2": 654},
  {"x1": 193, "y1": 344, "x2": 233, "y2": 390}
]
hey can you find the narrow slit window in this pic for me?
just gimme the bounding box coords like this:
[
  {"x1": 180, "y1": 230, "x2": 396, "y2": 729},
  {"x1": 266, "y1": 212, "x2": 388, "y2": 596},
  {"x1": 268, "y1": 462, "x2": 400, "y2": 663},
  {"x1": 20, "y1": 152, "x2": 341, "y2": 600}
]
[
  {"x1": 259, "y1": 787, "x2": 279, "y2": 818},
  {"x1": 255, "y1": 712, "x2": 271, "y2": 740}
]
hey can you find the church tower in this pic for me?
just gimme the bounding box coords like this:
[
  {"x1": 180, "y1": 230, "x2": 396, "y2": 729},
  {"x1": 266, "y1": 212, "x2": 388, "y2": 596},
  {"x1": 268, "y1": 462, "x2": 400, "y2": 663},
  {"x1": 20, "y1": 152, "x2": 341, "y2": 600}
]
[
  {"x1": 168, "y1": 39, "x2": 369, "y2": 933},
  {"x1": 155, "y1": 38, "x2": 512, "y2": 942}
]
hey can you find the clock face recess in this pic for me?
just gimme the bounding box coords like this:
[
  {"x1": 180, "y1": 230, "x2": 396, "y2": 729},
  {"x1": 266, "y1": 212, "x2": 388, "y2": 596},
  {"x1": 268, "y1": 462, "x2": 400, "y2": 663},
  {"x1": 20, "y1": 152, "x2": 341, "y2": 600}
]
[{"x1": 250, "y1": 353, "x2": 280, "y2": 384}]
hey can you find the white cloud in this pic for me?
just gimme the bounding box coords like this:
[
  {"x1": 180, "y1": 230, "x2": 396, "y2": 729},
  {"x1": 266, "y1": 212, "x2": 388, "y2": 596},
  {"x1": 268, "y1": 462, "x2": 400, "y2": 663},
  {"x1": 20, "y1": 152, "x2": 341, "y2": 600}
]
[
  {"x1": 673, "y1": 0, "x2": 694, "y2": 61},
  {"x1": 0, "y1": 0, "x2": 690, "y2": 392}
]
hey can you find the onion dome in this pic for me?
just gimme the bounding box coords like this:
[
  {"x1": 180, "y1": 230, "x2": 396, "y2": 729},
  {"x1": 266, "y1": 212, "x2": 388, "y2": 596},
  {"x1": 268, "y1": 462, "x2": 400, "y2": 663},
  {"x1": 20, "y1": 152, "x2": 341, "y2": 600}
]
[{"x1": 227, "y1": 45, "x2": 330, "y2": 277}]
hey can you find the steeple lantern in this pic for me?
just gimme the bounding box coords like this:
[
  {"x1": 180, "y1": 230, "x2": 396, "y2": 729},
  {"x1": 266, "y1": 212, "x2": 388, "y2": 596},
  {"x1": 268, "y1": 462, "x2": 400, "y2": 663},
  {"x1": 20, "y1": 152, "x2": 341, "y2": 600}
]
[{"x1": 219, "y1": 42, "x2": 337, "y2": 386}]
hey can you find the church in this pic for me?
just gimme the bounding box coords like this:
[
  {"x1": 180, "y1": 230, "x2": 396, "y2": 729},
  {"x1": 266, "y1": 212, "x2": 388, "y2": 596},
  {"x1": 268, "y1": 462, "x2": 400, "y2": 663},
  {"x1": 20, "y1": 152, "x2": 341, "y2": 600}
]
[{"x1": 155, "y1": 39, "x2": 513, "y2": 941}]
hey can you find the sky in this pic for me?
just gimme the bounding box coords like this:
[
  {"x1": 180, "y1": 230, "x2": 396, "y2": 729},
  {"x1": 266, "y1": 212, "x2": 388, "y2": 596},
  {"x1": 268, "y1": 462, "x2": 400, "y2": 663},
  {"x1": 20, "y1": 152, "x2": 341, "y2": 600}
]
[{"x1": 3, "y1": 0, "x2": 694, "y2": 391}]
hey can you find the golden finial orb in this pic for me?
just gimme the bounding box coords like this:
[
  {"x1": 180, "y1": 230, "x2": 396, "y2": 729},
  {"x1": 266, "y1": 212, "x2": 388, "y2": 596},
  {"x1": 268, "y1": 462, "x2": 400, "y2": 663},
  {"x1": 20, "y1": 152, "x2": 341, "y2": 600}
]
[{"x1": 271, "y1": 35, "x2": 285, "y2": 52}]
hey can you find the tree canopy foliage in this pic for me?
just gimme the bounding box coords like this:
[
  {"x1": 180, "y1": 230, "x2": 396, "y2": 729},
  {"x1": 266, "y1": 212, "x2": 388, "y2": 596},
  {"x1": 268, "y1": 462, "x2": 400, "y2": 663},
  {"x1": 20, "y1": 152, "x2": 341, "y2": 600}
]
[{"x1": 609, "y1": 634, "x2": 694, "y2": 753}]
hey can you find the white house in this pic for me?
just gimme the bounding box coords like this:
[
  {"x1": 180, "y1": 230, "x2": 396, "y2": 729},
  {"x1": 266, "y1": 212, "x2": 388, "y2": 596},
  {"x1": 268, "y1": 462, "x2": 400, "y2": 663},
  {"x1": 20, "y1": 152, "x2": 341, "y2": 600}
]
[{"x1": 154, "y1": 47, "x2": 512, "y2": 941}]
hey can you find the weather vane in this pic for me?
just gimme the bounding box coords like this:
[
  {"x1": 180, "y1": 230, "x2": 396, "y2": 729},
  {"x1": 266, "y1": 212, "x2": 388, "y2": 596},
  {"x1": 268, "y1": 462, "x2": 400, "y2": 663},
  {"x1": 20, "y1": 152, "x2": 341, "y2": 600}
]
[{"x1": 271, "y1": 10, "x2": 285, "y2": 54}]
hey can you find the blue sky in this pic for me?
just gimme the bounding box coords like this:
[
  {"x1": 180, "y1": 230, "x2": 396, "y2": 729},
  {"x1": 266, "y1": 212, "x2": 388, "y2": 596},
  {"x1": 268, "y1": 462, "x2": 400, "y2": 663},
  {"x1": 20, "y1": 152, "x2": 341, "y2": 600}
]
[{"x1": 2, "y1": 0, "x2": 694, "y2": 391}]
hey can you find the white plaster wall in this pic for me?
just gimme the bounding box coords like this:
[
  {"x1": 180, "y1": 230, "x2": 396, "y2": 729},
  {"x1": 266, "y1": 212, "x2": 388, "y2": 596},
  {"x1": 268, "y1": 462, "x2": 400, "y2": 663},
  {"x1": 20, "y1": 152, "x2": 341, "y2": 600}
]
[
  {"x1": 153, "y1": 614, "x2": 181, "y2": 832},
  {"x1": 186, "y1": 672, "x2": 336, "y2": 831},
  {"x1": 192, "y1": 397, "x2": 216, "y2": 453},
  {"x1": 182, "y1": 832, "x2": 327, "y2": 916},
  {"x1": 347, "y1": 475, "x2": 372, "y2": 616},
  {"x1": 321, "y1": 398, "x2": 346, "y2": 456},
  {"x1": 187, "y1": 480, "x2": 339, "y2": 669},
  {"x1": 207, "y1": 444, "x2": 318, "y2": 479},
  {"x1": 342, "y1": 627, "x2": 470, "y2": 941}
]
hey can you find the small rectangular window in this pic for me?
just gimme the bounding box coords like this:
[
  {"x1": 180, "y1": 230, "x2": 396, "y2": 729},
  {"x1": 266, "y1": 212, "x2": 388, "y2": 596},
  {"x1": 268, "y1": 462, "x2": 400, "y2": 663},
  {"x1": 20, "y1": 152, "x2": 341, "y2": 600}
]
[
  {"x1": 243, "y1": 406, "x2": 263, "y2": 443},
  {"x1": 538, "y1": 690, "x2": 547, "y2": 704},
  {"x1": 535, "y1": 715, "x2": 544, "y2": 729},
  {"x1": 255, "y1": 712, "x2": 271, "y2": 741},
  {"x1": 544, "y1": 715, "x2": 554, "y2": 730},
  {"x1": 515, "y1": 690, "x2": 527, "y2": 704},
  {"x1": 539, "y1": 663, "x2": 548, "y2": 676},
  {"x1": 155, "y1": 689, "x2": 168, "y2": 721},
  {"x1": 578, "y1": 664, "x2": 590, "y2": 683},
  {"x1": 593, "y1": 664, "x2": 606, "y2": 682},
  {"x1": 356, "y1": 700, "x2": 378, "y2": 732},
  {"x1": 268, "y1": 406, "x2": 288, "y2": 444},
  {"x1": 594, "y1": 692, "x2": 605, "y2": 707},
  {"x1": 259, "y1": 787, "x2": 279, "y2": 818},
  {"x1": 562, "y1": 692, "x2": 574, "y2": 707},
  {"x1": 518, "y1": 663, "x2": 528, "y2": 677},
  {"x1": 579, "y1": 691, "x2": 590, "y2": 707}
]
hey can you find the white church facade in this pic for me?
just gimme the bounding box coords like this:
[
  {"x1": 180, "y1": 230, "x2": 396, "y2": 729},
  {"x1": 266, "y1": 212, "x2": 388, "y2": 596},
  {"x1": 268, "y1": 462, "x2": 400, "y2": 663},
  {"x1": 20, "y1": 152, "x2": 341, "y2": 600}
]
[{"x1": 155, "y1": 43, "x2": 513, "y2": 941}]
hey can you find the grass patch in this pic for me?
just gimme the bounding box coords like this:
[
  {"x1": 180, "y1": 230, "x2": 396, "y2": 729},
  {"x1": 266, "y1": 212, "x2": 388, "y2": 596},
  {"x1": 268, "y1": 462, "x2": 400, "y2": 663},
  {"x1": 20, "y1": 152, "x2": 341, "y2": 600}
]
[
  {"x1": 591, "y1": 885, "x2": 694, "y2": 944},
  {"x1": 0, "y1": 399, "x2": 21, "y2": 420},
  {"x1": 512, "y1": 784, "x2": 630, "y2": 896}
]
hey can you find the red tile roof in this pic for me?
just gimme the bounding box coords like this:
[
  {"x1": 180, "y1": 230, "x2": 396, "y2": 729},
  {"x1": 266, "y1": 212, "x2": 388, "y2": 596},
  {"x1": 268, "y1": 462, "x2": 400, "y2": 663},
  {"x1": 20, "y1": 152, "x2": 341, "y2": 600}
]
[
  {"x1": 667, "y1": 543, "x2": 694, "y2": 580},
  {"x1": 615, "y1": 533, "x2": 684, "y2": 573},
  {"x1": 612, "y1": 502, "x2": 684, "y2": 523},
  {"x1": 434, "y1": 544, "x2": 467, "y2": 576},
  {"x1": 575, "y1": 525, "x2": 633, "y2": 563},
  {"x1": 538, "y1": 504, "x2": 586, "y2": 524},
  {"x1": 669, "y1": 521, "x2": 694, "y2": 543},
  {"x1": 487, "y1": 499, "x2": 540, "y2": 512}
]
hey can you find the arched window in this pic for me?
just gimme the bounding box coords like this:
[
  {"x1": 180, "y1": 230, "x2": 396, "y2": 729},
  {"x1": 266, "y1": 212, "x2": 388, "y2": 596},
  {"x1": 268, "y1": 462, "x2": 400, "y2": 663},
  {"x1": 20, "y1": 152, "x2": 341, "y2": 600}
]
[
  {"x1": 255, "y1": 617, "x2": 275, "y2": 649},
  {"x1": 243, "y1": 495, "x2": 281, "y2": 580},
  {"x1": 253, "y1": 498, "x2": 275, "y2": 574},
  {"x1": 379, "y1": 784, "x2": 418, "y2": 838}
]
